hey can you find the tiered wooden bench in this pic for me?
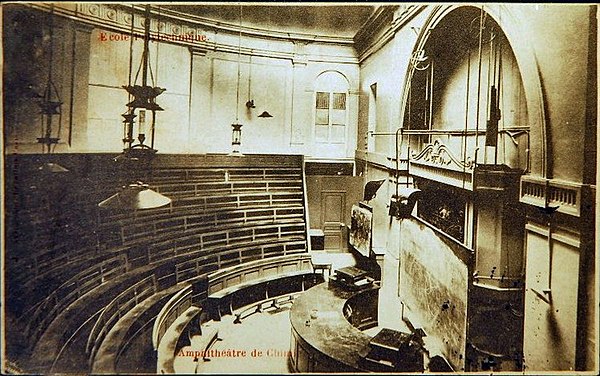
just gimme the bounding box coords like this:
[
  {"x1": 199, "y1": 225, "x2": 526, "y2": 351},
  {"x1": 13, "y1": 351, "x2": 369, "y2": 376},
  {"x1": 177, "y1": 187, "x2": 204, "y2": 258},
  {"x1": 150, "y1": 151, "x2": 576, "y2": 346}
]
[
  {"x1": 152, "y1": 285, "x2": 219, "y2": 374},
  {"x1": 205, "y1": 254, "x2": 316, "y2": 321},
  {"x1": 22, "y1": 254, "x2": 128, "y2": 347},
  {"x1": 91, "y1": 285, "x2": 181, "y2": 374},
  {"x1": 151, "y1": 253, "x2": 318, "y2": 374},
  {"x1": 5, "y1": 153, "x2": 310, "y2": 374},
  {"x1": 86, "y1": 275, "x2": 158, "y2": 364}
]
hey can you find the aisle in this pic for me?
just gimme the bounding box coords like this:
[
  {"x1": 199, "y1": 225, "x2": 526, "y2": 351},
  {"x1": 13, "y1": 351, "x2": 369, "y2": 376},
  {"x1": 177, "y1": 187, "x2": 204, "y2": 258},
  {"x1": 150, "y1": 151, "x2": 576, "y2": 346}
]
[{"x1": 175, "y1": 307, "x2": 293, "y2": 374}]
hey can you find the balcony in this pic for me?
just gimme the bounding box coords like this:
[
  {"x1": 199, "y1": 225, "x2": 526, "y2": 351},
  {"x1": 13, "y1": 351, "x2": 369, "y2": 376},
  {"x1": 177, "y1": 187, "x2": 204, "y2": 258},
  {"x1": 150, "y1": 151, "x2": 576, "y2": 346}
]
[{"x1": 403, "y1": 128, "x2": 529, "y2": 192}]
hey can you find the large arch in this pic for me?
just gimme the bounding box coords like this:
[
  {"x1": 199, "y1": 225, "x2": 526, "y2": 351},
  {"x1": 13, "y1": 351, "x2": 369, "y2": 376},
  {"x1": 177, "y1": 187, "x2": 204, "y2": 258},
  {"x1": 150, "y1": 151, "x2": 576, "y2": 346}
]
[{"x1": 399, "y1": 4, "x2": 548, "y2": 177}]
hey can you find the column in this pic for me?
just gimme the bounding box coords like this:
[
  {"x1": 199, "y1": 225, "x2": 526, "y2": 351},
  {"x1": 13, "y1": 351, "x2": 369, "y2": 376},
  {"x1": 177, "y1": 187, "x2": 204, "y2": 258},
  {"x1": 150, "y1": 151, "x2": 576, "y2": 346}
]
[
  {"x1": 68, "y1": 22, "x2": 94, "y2": 152},
  {"x1": 188, "y1": 46, "x2": 211, "y2": 152}
]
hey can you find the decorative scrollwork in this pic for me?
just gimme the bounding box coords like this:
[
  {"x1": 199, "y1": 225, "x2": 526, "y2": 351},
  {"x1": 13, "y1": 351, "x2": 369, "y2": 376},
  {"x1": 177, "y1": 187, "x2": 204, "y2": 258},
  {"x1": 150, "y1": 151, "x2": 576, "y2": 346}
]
[
  {"x1": 411, "y1": 139, "x2": 474, "y2": 171},
  {"x1": 76, "y1": 4, "x2": 208, "y2": 42},
  {"x1": 410, "y1": 49, "x2": 430, "y2": 71}
]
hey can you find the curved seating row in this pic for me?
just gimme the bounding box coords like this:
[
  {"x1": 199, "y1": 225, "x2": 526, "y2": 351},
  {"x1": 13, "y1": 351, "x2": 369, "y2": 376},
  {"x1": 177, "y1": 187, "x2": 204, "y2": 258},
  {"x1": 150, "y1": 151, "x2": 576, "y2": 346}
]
[
  {"x1": 88, "y1": 254, "x2": 316, "y2": 373},
  {"x1": 152, "y1": 285, "x2": 196, "y2": 351},
  {"x1": 89, "y1": 286, "x2": 182, "y2": 374},
  {"x1": 21, "y1": 232, "x2": 306, "y2": 351},
  {"x1": 147, "y1": 166, "x2": 302, "y2": 183},
  {"x1": 155, "y1": 179, "x2": 303, "y2": 197},
  {"x1": 13, "y1": 203, "x2": 303, "y2": 290},
  {"x1": 86, "y1": 275, "x2": 158, "y2": 363},
  {"x1": 22, "y1": 254, "x2": 128, "y2": 345},
  {"x1": 174, "y1": 238, "x2": 308, "y2": 284},
  {"x1": 156, "y1": 304, "x2": 209, "y2": 374},
  {"x1": 10, "y1": 190, "x2": 305, "y2": 288},
  {"x1": 150, "y1": 254, "x2": 318, "y2": 375},
  {"x1": 5, "y1": 154, "x2": 310, "y2": 374},
  {"x1": 8, "y1": 191, "x2": 305, "y2": 289},
  {"x1": 30, "y1": 269, "x2": 159, "y2": 372},
  {"x1": 205, "y1": 254, "x2": 314, "y2": 320}
]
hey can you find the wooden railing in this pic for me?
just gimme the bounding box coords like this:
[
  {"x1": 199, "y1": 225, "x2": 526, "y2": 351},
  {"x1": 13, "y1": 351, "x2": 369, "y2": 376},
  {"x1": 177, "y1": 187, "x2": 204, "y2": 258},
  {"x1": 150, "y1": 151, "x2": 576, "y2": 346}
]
[
  {"x1": 152, "y1": 285, "x2": 194, "y2": 351},
  {"x1": 207, "y1": 254, "x2": 313, "y2": 296},
  {"x1": 86, "y1": 275, "x2": 157, "y2": 365},
  {"x1": 22, "y1": 254, "x2": 128, "y2": 347},
  {"x1": 152, "y1": 253, "x2": 316, "y2": 374}
]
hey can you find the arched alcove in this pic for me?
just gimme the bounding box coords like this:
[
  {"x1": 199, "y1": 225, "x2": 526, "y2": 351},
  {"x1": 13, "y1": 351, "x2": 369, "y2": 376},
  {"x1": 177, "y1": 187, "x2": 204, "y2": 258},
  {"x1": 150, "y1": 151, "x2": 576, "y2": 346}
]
[
  {"x1": 401, "y1": 5, "x2": 548, "y2": 176},
  {"x1": 402, "y1": 6, "x2": 531, "y2": 171}
]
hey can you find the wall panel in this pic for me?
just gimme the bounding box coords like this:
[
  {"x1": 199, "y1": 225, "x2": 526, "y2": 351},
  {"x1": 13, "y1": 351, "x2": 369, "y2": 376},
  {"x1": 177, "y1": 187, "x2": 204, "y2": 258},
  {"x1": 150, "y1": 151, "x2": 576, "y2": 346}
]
[{"x1": 399, "y1": 219, "x2": 469, "y2": 371}]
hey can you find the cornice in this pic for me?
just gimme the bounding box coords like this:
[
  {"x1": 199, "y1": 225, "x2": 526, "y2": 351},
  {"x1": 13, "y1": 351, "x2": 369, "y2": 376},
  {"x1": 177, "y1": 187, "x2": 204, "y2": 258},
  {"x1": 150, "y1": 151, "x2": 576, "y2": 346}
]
[
  {"x1": 27, "y1": 3, "x2": 356, "y2": 45},
  {"x1": 24, "y1": 3, "x2": 359, "y2": 64},
  {"x1": 355, "y1": 5, "x2": 427, "y2": 64},
  {"x1": 153, "y1": 5, "x2": 357, "y2": 45},
  {"x1": 354, "y1": 5, "x2": 396, "y2": 47}
]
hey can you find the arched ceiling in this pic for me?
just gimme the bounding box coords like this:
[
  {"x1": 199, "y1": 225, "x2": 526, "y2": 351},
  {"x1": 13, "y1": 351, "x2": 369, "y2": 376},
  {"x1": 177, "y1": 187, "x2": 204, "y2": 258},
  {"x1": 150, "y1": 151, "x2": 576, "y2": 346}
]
[{"x1": 161, "y1": 4, "x2": 377, "y2": 39}]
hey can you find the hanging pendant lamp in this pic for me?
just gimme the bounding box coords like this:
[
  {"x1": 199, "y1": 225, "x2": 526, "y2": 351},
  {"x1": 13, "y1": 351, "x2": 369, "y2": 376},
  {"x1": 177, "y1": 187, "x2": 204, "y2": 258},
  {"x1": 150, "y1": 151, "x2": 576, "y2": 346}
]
[
  {"x1": 230, "y1": 4, "x2": 244, "y2": 156},
  {"x1": 98, "y1": 5, "x2": 171, "y2": 210},
  {"x1": 38, "y1": 162, "x2": 69, "y2": 173},
  {"x1": 98, "y1": 182, "x2": 171, "y2": 210},
  {"x1": 36, "y1": 4, "x2": 68, "y2": 173},
  {"x1": 257, "y1": 111, "x2": 273, "y2": 118}
]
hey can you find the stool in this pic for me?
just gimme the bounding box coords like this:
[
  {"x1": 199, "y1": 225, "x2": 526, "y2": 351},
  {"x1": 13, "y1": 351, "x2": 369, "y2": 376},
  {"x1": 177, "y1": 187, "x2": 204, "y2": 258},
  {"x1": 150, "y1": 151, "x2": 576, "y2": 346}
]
[
  {"x1": 309, "y1": 229, "x2": 325, "y2": 251},
  {"x1": 312, "y1": 262, "x2": 332, "y2": 281}
]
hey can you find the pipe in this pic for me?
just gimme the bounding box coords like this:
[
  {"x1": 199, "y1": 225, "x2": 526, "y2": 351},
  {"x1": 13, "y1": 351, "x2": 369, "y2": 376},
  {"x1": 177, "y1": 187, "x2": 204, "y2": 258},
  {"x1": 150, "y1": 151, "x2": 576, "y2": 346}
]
[
  {"x1": 142, "y1": 5, "x2": 151, "y2": 86},
  {"x1": 475, "y1": 9, "x2": 485, "y2": 150},
  {"x1": 396, "y1": 127, "x2": 402, "y2": 199},
  {"x1": 367, "y1": 128, "x2": 408, "y2": 201},
  {"x1": 429, "y1": 60, "x2": 434, "y2": 132}
]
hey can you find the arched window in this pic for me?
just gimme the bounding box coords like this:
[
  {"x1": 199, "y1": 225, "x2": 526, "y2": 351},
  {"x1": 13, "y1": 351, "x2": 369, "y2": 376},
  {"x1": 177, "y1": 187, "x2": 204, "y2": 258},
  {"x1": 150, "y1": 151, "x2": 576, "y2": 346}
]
[{"x1": 314, "y1": 71, "x2": 349, "y2": 145}]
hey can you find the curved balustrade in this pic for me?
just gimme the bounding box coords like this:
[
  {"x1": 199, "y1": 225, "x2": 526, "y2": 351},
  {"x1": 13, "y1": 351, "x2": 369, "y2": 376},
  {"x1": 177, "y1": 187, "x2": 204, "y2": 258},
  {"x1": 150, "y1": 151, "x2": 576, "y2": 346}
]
[
  {"x1": 151, "y1": 253, "x2": 318, "y2": 374},
  {"x1": 86, "y1": 275, "x2": 157, "y2": 365},
  {"x1": 206, "y1": 254, "x2": 315, "y2": 321},
  {"x1": 22, "y1": 254, "x2": 129, "y2": 347},
  {"x1": 152, "y1": 285, "x2": 194, "y2": 351},
  {"x1": 91, "y1": 286, "x2": 179, "y2": 374}
]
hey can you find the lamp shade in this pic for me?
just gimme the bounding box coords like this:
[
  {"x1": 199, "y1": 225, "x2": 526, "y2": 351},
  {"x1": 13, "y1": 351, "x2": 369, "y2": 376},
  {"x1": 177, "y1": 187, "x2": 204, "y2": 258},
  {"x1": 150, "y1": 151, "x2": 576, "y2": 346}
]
[
  {"x1": 38, "y1": 162, "x2": 69, "y2": 173},
  {"x1": 98, "y1": 182, "x2": 171, "y2": 210},
  {"x1": 258, "y1": 111, "x2": 273, "y2": 118},
  {"x1": 363, "y1": 179, "x2": 385, "y2": 201}
]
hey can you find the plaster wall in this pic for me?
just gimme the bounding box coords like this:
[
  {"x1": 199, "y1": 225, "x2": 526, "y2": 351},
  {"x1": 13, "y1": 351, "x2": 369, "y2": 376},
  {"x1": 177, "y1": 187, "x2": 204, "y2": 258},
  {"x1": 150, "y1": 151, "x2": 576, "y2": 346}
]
[
  {"x1": 4, "y1": 5, "x2": 360, "y2": 159},
  {"x1": 523, "y1": 224, "x2": 580, "y2": 371}
]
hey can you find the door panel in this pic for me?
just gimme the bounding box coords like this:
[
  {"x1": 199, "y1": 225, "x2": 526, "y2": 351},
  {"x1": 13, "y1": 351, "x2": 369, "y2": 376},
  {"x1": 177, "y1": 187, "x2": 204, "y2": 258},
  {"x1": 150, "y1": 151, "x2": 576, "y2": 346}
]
[
  {"x1": 322, "y1": 191, "x2": 345, "y2": 251},
  {"x1": 306, "y1": 175, "x2": 363, "y2": 253}
]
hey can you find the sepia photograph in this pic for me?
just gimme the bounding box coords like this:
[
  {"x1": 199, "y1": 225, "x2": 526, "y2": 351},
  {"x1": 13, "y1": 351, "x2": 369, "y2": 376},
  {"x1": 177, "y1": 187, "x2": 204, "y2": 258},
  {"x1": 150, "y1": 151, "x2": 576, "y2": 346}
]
[{"x1": 1, "y1": 2, "x2": 598, "y2": 374}]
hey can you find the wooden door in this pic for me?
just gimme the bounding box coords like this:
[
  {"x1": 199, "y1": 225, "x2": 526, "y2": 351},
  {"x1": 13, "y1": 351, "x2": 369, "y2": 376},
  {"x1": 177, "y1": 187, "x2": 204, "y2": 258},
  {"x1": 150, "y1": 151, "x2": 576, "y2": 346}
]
[{"x1": 321, "y1": 190, "x2": 346, "y2": 251}]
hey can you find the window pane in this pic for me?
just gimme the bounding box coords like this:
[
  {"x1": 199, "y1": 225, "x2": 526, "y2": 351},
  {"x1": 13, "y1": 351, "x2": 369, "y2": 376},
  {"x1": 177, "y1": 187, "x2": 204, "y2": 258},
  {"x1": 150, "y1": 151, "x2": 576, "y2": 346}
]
[
  {"x1": 316, "y1": 92, "x2": 329, "y2": 109},
  {"x1": 330, "y1": 124, "x2": 345, "y2": 143},
  {"x1": 331, "y1": 109, "x2": 345, "y2": 125},
  {"x1": 333, "y1": 93, "x2": 346, "y2": 110},
  {"x1": 315, "y1": 124, "x2": 328, "y2": 142},
  {"x1": 316, "y1": 109, "x2": 329, "y2": 125}
]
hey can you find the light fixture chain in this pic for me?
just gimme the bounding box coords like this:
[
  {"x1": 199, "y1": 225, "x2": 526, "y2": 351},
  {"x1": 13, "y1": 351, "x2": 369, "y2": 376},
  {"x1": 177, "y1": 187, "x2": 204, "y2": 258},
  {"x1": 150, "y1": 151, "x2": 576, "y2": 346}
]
[{"x1": 235, "y1": 4, "x2": 242, "y2": 122}]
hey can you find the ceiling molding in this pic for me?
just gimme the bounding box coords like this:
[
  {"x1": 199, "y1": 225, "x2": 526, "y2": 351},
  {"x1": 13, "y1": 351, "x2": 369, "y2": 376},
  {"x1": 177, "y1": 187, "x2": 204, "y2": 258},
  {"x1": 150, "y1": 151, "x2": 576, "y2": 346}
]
[
  {"x1": 28, "y1": 3, "x2": 357, "y2": 45},
  {"x1": 355, "y1": 5, "x2": 426, "y2": 64},
  {"x1": 24, "y1": 3, "x2": 359, "y2": 64},
  {"x1": 156, "y1": 5, "x2": 358, "y2": 45}
]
